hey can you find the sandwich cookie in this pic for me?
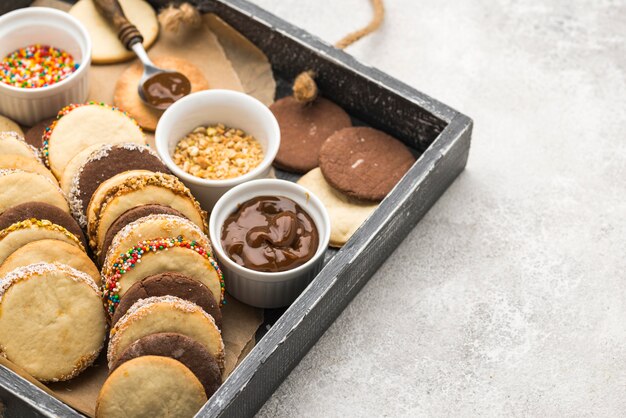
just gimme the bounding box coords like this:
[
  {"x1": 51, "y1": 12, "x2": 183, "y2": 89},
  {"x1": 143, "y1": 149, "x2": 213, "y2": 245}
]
[
  {"x1": 319, "y1": 127, "x2": 416, "y2": 201},
  {"x1": 102, "y1": 237, "x2": 224, "y2": 317},
  {"x1": 0, "y1": 263, "x2": 106, "y2": 382},
  {"x1": 101, "y1": 213, "x2": 210, "y2": 269},
  {"x1": 0, "y1": 219, "x2": 84, "y2": 265},
  {"x1": 0, "y1": 202, "x2": 86, "y2": 248},
  {"x1": 270, "y1": 96, "x2": 352, "y2": 173},
  {"x1": 0, "y1": 115, "x2": 23, "y2": 136},
  {"x1": 110, "y1": 333, "x2": 222, "y2": 398},
  {"x1": 24, "y1": 117, "x2": 55, "y2": 149},
  {"x1": 86, "y1": 170, "x2": 207, "y2": 255},
  {"x1": 65, "y1": 143, "x2": 169, "y2": 227},
  {"x1": 0, "y1": 154, "x2": 56, "y2": 183},
  {"x1": 0, "y1": 170, "x2": 69, "y2": 215},
  {"x1": 111, "y1": 273, "x2": 222, "y2": 330},
  {"x1": 0, "y1": 240, "x2": 100, "y2": 286},
  {"x1": 43, "y1": 102, "x2": 145, "y2": 179},
  {"x1": 99, "y1": 205, "x2": 187, "y2": 266},
  {"x1": 107, "y1": 295, "x2": 224, "y2": 370},
  {"x1": 96, "y1": 356, "x2": 207, "y2": 418},
  {"x1": 0, "y1": 131, "x2": 40, "y2": 162}
]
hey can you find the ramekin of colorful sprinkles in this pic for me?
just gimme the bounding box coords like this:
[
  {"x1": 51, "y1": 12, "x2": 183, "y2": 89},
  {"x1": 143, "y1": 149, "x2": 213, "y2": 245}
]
[
  {"x1": 0, "y1": 7, "x2": 91, "y2": 125},
  {"x1": 102, "y1": 236, "x2": 225, "y2": 316}
]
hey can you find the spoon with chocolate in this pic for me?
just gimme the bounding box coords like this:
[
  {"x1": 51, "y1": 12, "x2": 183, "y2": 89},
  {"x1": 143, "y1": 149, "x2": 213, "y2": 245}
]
[{"x1": 93, "y1": 0, "x2": 191, "y2": 110}]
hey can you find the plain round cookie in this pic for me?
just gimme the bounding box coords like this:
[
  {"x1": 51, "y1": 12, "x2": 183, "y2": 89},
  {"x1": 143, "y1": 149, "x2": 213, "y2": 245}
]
[
  {"x1": 110, "y1": 333, "x2": 222, "y2": 398},
  {"x1": 102, "y1": 213, "x2": 210, "y2": 271},
  {"x1": 86, "y1": 170, "x2": 207, "y2": 254},
  {"x1": 0, "y1": 155, "x2": 56, "y2": 183},
  {"x1": 0, "y1": 170, "x2": 69, "y2": 215},
  {"x1": 0, "y1": 131, "x2": 40, "y2": 161},
  {"x1": 319, "y1": 127, "x2": 416, "y2": 201},
  {"x1": 96, "y1": 356, "x2": 207, "y2": 418},
  {"x1": 297, "y1": 168, "x2": 378, "y2": 247},
  {"x1": 67, "y1": 143, "x2": 168, "y2": 227},
  {"x1": 0, "y1": 240, "x2": 100, "y2": 286},
  {"x1": 0, "y1": 202, "x2": 86, "y2": 248},
  {"x1": 270, "y1": 96, "x2": 352, "y2": 173},
  {"x1": 111, "y1": 273, "x2": 222, "y2": 329},
  {"x1": 0, "y1": 115, "x2": 23, "y2": 136},
  {"x1": 0, "y1": 219, "x2": 84, "y2": 265},
  {"x1": 0, "y1": 263, "x2": 106, "y2": 382},
  {"x1": 115, "y1": 56, "x2": 209, "y2": 131},
  {"x1": 24, "y1": 117, "x2": 55, "y2": 149},
  {"x1": 70, "y1": 0, "x2": 158, "y2": 64},
  {"x1": 99, "y1": 205, "x2": 186, "y2": 266},
  {"x1": 46, "y1": 103, "x2": 145, "y2": 179},
  {"x1": 107, "y1": 296, "x2": 224, "y2": 370}
]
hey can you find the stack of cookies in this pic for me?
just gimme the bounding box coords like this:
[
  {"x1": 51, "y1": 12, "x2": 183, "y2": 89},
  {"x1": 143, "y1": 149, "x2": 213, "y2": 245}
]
[{"x1": 0, "y1": 130, "x2": 106, "y2": 383}]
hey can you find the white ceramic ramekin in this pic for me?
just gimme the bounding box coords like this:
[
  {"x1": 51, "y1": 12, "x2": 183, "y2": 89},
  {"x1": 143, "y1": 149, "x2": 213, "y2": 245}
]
[
  {"x1": 209, "y1": 179, "x2": 331, "y2": 308},
  {"x1": 155, "y1": 90, "x2": 280, "y2": 211},
  {"x1": 0, "y1": 8, "x2": 91, "y2": 126}
]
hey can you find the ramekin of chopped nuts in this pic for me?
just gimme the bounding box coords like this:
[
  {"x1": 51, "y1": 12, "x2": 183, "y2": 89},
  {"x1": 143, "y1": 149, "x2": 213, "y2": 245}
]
[{"x1": 155, "y1": 90, "x2": 280, "y2": 209}]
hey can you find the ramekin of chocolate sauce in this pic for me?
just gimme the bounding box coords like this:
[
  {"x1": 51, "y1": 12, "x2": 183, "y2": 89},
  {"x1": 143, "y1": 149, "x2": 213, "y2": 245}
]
[{"x1": 209, "y1": 179, "x2": 330, "y2": 308}]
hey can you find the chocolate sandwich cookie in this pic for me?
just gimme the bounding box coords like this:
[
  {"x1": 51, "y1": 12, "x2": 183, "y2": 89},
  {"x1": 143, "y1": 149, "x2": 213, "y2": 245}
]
[
  {"x1": 24, "y1": 117, "x2": 54, "y2": 149},
  {"x1": 111, "y1": 273, "x2": 222, "y2": 329},
  {"x1": 0, "y1": 202, "x2": 87, "y2": 248},
  {"x1": 99, "y1": 205, "x2": 186, "y2": 266},
  {"x1": 110, "y1": 332, "x2": 222, "y2": 398},
  {"x1": 68, "y1": 143, "x2": 169, "y2": 227},
  {"x1": 319, "y1": 127, "x2": 416, "y2": 201},
  {"x1": 270, "y1": 96, "x2": 352, "y2": 173}
]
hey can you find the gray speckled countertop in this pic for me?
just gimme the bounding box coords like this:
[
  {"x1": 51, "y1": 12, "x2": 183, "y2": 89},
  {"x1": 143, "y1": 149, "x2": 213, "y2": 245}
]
[{"x1": 250, "y1": 0, "x2": 626, "y2": 416}]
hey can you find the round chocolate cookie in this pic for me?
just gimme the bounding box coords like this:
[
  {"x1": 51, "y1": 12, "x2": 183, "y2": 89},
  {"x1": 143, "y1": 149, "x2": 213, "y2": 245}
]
[
  {"x1": 99, "y1": 204, "x2": 186, "y2": 265},
  {"x1": 319, "y1": 127, "x2": 416, "y2": 201},
  {"x1": 110, "y1": 332, "x2": 222, "y2": 398},
  {"x1": 270, "y1": 96, "x2": 352, "y2": 173},
  {"x1": 0, "y1": 202, "x2": 87, "y2": 248},
  {"x1": 70, "y1": 144, "x2": 169, "y2": 224},
  {"x1": 24, "y1": 117, "x2": 55, "y2": 149},
  {"x1": 111, "y1": 272, "x2": 222, "y2": 329}
]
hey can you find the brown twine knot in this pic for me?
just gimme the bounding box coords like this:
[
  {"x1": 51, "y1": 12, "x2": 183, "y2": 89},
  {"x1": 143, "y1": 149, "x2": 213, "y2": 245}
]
[
  {"x1": 158, "y1": 2, "x2": 202, "y2": 33},
  {"x1": 292, "y1": 0, "x2": 385, "y2": 104}
]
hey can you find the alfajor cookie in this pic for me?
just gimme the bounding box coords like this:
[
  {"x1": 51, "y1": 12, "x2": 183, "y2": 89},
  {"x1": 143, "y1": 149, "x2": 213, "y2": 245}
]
[
  {"x1": 0, "y1": 131, "x2": 40, "y2": 162},
  {"x1": 101, "y1": 213, "x2": 210, "y2": 268},
  {"x1": 24, "y1": 117, "x2": 55, "y2": 149},
  {"x1": 111, "y1": 273, "x2": 222, "y2": 329},
  {"x1": 115, "y1": 56, "x2": 209, "y2": 131},
  {"x1": 0, "y1": 219, "x2": 84, "y2": 265},
  {"x1": 107, "y1": 295, "x2": 224, "y2": 370},
  {"x1": 70, "y1": 0, "x2": 158, "y2": 64},
  {"x1": 100, "y1": 205, "x2": 187, "y2": 266},
  {"x1": 0, "y1": 155, "x2": 56, "y2": 183},
  {"x1": 0, "y1": 115, "x2": 23, "y2": 136},
  {"x1": 319, "y1": 127, "x2": 416, "y2": 201},
  {"x1": 0, "y1": 202, "x2": 86, "y2": 248},
  {"x1": 0, "y1": 240, "x2": 100, "y2": 286},
  {"x1": 102, "y1": 237, "x2": 223, "y2": 317},
  {"x1": 110, "y1": 333, "x2": 222, "y2": 398},
  {"x1": 0, "y1": 263, "x2": 106, "y2": 382},
  {"x1": 86, "y1": 170, "x2": 207, "y2": 255},
  {"x1": 270, "y1": 96, "x2": 352, "y2": 173},
  {"x1": 65, "y1": 143, "x2": 169, "y2": 227},
  {"x1": 0, "y1": 170, "x2": 69, "y2": 215},
  {"x1": 96, "y1": 356, "x2": 207, "y2": 418},
  {"x1": 44, "y1": 103, "x2": 145, "y2": 179},
  {"x1": 297, "y1": 168, "x2": 378, "y2": 247}
]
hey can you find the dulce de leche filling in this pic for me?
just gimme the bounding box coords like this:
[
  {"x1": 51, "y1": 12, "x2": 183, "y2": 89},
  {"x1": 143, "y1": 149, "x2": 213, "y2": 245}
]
[{"x1": 221, "y1": 196, "x2": 319, "y2": 272}]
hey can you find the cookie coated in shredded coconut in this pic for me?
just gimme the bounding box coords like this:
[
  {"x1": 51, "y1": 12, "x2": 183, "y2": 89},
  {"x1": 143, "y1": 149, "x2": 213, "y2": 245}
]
[
  {"x1": 0, "y1": 131, "x2": 41, "y2": 161},
  {"x1": 0, "y1": 168, "x2": 67, "y2": 198}
]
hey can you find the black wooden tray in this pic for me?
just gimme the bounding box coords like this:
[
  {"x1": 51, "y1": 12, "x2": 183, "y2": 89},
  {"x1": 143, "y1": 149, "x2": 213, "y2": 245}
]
[{"x1": 0, "y1": 0, "x2": 472, "y2": 416}]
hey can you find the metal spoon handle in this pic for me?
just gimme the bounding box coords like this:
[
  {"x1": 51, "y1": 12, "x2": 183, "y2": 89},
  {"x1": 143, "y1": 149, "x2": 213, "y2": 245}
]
[{"x1": 93, "y1": 0, "x2": 143, "y2": 50}]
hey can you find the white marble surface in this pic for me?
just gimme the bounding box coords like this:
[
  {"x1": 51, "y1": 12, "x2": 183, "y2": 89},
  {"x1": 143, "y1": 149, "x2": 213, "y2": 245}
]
[{"x1": 249, "y1": 0, "x2": 626, "y2": 416}]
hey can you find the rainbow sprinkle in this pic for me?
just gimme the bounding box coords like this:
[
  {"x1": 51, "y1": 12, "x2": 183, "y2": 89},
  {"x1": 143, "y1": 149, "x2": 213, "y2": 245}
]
[
  {"x1": 102, "y1": 236, "x2": 225, "y2": 316},
  {"x1": 0, "y1": 44, "x2": 78, "y2": 89}
]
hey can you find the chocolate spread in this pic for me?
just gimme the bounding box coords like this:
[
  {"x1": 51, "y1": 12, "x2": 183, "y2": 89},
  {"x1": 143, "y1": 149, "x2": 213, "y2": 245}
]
[
  {"x1": 221, "y1": 196, "x2": 319, "y2": 272},
  {"x1": 142, "y1": 72, "x2": 191, "y2": 109}
]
